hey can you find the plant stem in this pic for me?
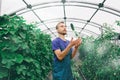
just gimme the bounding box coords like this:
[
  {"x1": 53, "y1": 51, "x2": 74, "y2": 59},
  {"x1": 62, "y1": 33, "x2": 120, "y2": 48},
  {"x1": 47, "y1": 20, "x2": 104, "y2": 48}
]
[{"x1": 8, "y1": 69, "x2": 10, "y2": 80}]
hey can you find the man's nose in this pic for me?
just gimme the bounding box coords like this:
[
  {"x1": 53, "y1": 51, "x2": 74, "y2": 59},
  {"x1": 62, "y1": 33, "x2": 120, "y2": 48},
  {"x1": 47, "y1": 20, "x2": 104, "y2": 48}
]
[
  {"x1": 64, "y1": 26, "x2": 66, "y2": 29},
  {"x1": 64, "y1": 27, "x2": 66, "y2": 30}
]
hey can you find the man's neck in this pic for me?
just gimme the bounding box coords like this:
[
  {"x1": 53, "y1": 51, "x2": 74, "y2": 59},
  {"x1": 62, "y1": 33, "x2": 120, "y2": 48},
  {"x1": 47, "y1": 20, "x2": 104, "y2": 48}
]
[{"x1": 58, "y1": 34, "x2": 66, "y2": 41}]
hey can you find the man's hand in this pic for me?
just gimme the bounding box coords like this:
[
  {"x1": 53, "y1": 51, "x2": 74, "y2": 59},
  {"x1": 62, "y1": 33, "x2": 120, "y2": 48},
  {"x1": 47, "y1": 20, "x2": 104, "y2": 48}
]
[
  {"x1": 68, "y1": 37, "x2": 82, "y2": 48},
  {"x1": 69, "y1": 38, "x2": 77, "y2": 48},
  {"x1": 70, "y1": 37, "x2": 82, "y2": 59},
  {"x1": 74, "y1": 37, "x2": 82, "y2": 49}
]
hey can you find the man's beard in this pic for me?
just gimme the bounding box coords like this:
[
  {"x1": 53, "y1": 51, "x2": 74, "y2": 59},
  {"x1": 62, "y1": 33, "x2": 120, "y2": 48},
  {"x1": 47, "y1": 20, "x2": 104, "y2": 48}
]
[{"x1": 58, "y1": 32, "x2": 66, "y2": 35}]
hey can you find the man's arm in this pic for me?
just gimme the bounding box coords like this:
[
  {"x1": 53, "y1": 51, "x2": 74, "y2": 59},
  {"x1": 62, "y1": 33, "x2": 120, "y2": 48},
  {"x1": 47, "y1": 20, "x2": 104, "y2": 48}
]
[
  {"x1": 54, "y1": 38, "x2": 77, "y2": 61},
  {"x1": 71, "y1": 38, "x2": 82, "y2": 59},
  {"x1": 54, "y1": 44, "x2": 72, "y2": 61}
]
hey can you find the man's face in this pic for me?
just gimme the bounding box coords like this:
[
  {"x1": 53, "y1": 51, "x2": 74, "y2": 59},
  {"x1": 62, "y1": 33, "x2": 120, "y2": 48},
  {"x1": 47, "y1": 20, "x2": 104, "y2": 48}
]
[{"x1": 57, "y1": 23, "x2": 67, "y2": 35}]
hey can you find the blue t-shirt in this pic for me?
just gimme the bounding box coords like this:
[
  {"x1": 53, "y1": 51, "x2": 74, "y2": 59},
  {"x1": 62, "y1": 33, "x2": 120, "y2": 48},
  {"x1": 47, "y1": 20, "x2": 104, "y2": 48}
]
[{"x1": 52, "y1": 37, "x2": 73, "y2": 80}]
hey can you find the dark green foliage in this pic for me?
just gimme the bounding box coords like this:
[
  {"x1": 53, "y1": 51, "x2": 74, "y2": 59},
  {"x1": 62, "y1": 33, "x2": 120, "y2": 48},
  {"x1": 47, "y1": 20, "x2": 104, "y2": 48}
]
[
  {"x1": 76, "y1": 23, "x2": 120, "y2": 80},
  {"x1": 0, "y1": 15, "x2": 53, "y2": 80}
]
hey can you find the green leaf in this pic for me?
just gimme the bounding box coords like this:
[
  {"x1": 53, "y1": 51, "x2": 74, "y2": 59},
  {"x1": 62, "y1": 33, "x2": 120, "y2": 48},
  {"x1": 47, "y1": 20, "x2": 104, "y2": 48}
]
[
  {"x1": 19, "y1": 32, "x2": 26, "y2": 39},
  {"x1": 1, "y1": 58, "x2": 8, "y2": 64},
  {"x1": 0, "y1": 67, "x2": 8, "y2": 78},
  {"x1": 11, "y1": 35, "x2": 21, "y2": 43},
  {"x1": 24, "y1": 57, "x2": 34, "y2": 63},
  {"x1": 22, "y1": 26, "x2": 28, "y2": 30},
  {"x1": 33, "y1": 60, "x2": 40, "y2": 68},
  {"x1": 22, "y1": 43, "x2": 29, "y2": 49},
  {"x1": 9, "y1": 30, "x2": 16, "y2": 35},
  {"x1": 9, "y1": 45, "x2": 19, "y2": 52},
  {"x1": 116, "y1": 20, "x2": 120, "y2": 26},
  {"x1": 16, "y1": 65, "x2": 26, "y2": 75},
  {"x1": 15, "y1": 54, "x2": 24, "y2": 63}
]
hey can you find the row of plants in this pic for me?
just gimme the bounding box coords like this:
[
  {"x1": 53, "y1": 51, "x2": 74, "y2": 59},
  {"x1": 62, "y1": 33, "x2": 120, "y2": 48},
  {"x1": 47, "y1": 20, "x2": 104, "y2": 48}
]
[
  {"x1": 1, "y1": 14, "x2": 120, "y2": 80},
  {"x1": 0, "y1": 15, "x2": 53, "y2": 80},
  {"x1": 72, "y1": 22, "x2": 120, "y2": 80}
]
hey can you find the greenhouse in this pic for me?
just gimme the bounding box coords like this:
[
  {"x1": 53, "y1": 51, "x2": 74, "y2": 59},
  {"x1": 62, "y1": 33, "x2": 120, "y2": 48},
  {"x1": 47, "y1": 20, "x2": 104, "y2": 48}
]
[{"x1": 0, "y1": 0, "x2": 120, "y2": 80}]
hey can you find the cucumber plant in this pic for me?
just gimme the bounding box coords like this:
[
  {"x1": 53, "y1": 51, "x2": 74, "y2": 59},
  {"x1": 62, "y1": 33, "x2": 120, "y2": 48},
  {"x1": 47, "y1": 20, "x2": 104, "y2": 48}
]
[
  {"x1": 0, "y1": 15, "x2": 53, "y2": 80},
  {"x1": 76, "y1": 23, "x2": 120, "y2": 80}
]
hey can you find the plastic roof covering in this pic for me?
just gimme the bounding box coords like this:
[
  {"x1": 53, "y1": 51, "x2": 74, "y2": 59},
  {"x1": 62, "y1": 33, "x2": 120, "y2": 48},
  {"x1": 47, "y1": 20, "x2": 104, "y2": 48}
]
[{"x1": 1, "y1": 0, "x2": 120, "y2": 39}]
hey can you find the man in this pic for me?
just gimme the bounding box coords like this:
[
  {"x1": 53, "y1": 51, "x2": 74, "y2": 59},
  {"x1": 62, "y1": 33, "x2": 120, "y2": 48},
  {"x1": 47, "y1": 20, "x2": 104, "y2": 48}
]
[{"x1": 52, "y1": 21, "x2": 82, "y2": 80}]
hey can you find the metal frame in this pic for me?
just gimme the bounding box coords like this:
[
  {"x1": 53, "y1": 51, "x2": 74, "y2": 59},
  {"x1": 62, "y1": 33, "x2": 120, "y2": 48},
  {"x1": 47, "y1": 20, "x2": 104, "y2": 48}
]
[
  {"x1": 8, "y1": 0, "x2": 120, "y2": 38},
  {"x1": 32, "y1": 17, "x2": 105, "y2": 37},
  {"x1": 43, "y1": 26, "x2": 99, "y2": 36},
  {"x1": 0, "y1": 0, "x2": 2, "y2": 16},
  {"x1": 10, "y1": 1, "x2": 120, "y2": 16},
  {"x1": 46, "y1": 31, "x2": 90, "y2": 37},
  {"x1": 36, "y1": 18, "x2": 103, "y2": 35}
]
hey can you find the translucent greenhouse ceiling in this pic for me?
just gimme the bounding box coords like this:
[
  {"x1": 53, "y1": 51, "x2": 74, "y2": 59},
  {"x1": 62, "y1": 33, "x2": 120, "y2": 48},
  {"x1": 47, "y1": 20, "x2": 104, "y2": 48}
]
[{"x1": 1, "y1": 0, "x2": 120, "y2": 40}]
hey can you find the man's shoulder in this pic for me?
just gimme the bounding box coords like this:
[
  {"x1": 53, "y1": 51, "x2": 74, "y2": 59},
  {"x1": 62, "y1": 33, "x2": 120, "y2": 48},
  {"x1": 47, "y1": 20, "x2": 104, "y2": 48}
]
[{"x1": 52, "y1": 37, "x2": 59, "y2": 43}]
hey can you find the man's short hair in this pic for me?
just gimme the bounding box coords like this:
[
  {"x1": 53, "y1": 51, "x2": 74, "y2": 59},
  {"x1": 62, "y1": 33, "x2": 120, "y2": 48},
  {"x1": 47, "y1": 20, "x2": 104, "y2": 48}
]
[{"x1": 56, "y1": 21, "x2": 64, "y2": 29}]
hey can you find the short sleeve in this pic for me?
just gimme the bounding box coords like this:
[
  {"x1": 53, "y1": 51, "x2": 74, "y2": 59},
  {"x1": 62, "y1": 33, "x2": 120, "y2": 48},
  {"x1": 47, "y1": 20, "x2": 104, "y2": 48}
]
[{"x1": 52, "y1": 40, "x2": 60, "y2": 51}]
